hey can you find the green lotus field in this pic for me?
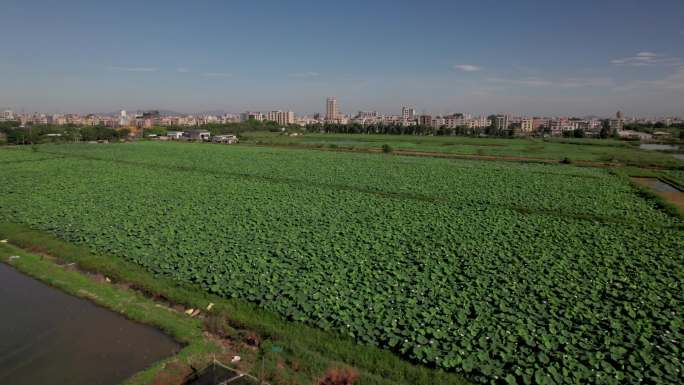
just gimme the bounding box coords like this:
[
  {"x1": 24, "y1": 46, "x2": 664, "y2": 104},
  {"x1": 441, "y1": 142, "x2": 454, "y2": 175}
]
[{"x1": 1, "y1": 142, "x2": 682, "y2": 384}]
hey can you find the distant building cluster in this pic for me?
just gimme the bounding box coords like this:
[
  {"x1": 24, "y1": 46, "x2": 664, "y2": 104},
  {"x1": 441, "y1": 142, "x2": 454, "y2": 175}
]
[{"x1": 2, "y1": 97, "x2": 683, "y2": 138}]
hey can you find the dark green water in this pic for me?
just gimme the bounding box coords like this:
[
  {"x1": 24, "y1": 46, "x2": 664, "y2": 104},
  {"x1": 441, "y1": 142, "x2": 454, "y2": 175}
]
[{"x1": 0, "y1": 263, "x2": 180, "y2": 385}]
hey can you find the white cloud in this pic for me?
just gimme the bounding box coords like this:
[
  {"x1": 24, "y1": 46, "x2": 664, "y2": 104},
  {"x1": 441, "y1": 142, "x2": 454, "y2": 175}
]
[
  {"x1": 453, "y1": 64, "x2": 481, "y2": 72},
  {"x1": 611, "y1": 52, "x2": 682, "y2": 67},
  {"x1": 288, "y1": 71, "x2": 320, "y2": 78},
  {"x1": 487, "y1": 77, "x2": 613, "y2": 88},
  {"x1": 106, "y1": 66, "x2": 158, "y2": 72},
  {"x1": 202, "y1": 72, "x2": 232, "y2": 78}
]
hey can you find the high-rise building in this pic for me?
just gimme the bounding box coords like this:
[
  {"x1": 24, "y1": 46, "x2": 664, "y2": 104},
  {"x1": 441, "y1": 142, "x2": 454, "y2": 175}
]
[
  {"x1": 610, "y1": 111, "x2": 625, "y2": 131},
  {"x1": 466, "y1": 116, "x2": 488, "y2": 129},
  {"x1": 444, "y1": 113, "x2": 465, "y2": 128},
  {"x1": 401, "y1": 106, "x2": 416, "y2": 120},
  {"x1": 520, "y1": 118, "x2": 533, "y2": 133},
  {"x1": 242, "y1": 112, "x2": 264, "y2": 121},
  {"x1": 419, "y1": 115, "x2": 432, "y2": 127},
  {"x1": 1, "y1": 109, "x2": 14, "y2": 121},
  {"x1": 494, "y1": 115, "x2": 509, "y2": 131},
  {"x1": 356, "y1": 111, "x2": 378, "y2": 119},
  {"x1": 265, "y1": 111, "x2": 295, "y2": 125},
  {"x1": 532, "y1": 118, "x2": 548, "y2": 130},
  {"x1": 119, "y1": 110, "x2": 129, "y2": 126},
  {"x1": 326, "y1": 97, "x2": 338, "y2": 121}
]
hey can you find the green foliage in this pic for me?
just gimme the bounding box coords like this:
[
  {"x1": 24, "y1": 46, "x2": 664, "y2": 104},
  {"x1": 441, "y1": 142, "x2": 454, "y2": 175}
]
[
  {"x1": 80, "y1": 125, "x2": 121, "y2": 141},
  {"x1": 240, "y1": 132, "x2": 684, "y2": 169},
  {"x1": 1, "y1": 124, "x2": 126, "y2": 144},
  {"x1": 381, "y1": 144, "x2": 393, "y2": 153},
  {"x1": 0, "y1": 120, "x2": 21, "y2": 132},
  {"x1": 142, "y1": 126, "x2": 166, "y2": 137},
  {"x1": 1, "y1": 142, "x2": 683, "y2": 385}
]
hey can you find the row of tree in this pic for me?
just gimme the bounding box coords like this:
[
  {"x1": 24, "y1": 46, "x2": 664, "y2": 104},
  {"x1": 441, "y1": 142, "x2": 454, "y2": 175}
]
[
  {"x1": 0, "y1": 122, "x2": 131, "y2": 144},
  {"x1": 153, "y1": 119, "x2": 302, "y2": 137},
  {"x1": 305, "y1": 120, "x2": 683, "y2": 140},
  {"x1": 624, "y1": 122, "x2": 684, "y2": 138},
  {"x1": 304, "y1": 123, "x2": 494, "y2": 136},
  {"x1": 3, "y1": 118, "x2": 681, "y2": 145}
]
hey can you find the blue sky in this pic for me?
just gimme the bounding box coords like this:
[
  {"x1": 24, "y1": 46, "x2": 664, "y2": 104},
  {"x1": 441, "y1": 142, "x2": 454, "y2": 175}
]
[{"x1": 1, "y1": 0, "x2": 683, "y2": 116}]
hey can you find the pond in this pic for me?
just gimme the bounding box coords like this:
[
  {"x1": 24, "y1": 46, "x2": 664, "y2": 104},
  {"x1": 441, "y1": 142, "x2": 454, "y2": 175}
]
[
  {"x1": 0, "y1": 263, "x2": 180, "y2": 385},
  {"x1": 632, "y1": 177, "x2": 682, "y2": 193},
  {"x1": 639, "y1": 143, "x2": 680, "y2": 151}
]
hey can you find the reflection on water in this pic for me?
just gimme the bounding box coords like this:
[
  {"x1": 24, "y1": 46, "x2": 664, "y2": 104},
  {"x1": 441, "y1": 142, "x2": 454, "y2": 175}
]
[{"x1": 0, "y1": 263, "x2": 180, "y2": 385}]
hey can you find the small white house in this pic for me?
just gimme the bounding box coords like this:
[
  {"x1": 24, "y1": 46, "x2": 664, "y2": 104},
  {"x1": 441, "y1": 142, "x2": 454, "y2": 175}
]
[
  {"x1": 212, "y1": 134, "x2": 239, "y2": 144},
  {"x1": 186, "y1": 131, "x2": 211, "y2": 141},
  {"x1": 167, "y1": 131, "x2": 185, "y2": 140}
]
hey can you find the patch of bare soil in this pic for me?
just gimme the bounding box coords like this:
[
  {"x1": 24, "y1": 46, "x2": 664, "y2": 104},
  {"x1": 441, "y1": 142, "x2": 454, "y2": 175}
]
[{"x1": 661, "y1": 192, "x2": 684, "y2": 210}]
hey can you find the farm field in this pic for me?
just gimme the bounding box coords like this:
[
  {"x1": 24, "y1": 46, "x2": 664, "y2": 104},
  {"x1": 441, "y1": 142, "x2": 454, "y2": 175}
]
[
  {"x1": 1, "y1": 142, "x2": 683, "y2": 385},
  {"x1": 663, "y1": 169, "x2": 684, "y2": 188},
  {"x1": 241, "y1": 132, "x2": 684, "y2": 169}
]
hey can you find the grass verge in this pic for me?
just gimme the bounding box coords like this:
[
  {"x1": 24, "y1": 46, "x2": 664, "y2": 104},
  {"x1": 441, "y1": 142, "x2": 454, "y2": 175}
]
[{"x1": 0, "y1": 223, "x2": 472, "y2": 385}]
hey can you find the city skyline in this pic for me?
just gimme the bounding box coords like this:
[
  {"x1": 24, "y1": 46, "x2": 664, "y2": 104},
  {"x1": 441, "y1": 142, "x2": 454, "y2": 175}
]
[{"x1": 2, "y1": 0, "x2": 684, "y2": 116}]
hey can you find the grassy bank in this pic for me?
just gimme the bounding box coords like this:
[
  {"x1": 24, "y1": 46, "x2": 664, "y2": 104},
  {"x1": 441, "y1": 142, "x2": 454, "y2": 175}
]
[{"x1": 0, "y1": 223, "x2": 471, "y2": 385}]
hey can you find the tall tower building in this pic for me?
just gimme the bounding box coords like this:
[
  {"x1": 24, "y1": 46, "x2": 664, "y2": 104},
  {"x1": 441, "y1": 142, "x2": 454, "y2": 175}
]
[
  {"x1": 326, "y1": 97, "x2": 338, "y2": 121},
  {"x1": 119, "y1": 109, "x2": 129, "y2": 126},
  {"x1": 494, "y1": 115, "x2": 510, "y2": 131},
  {"x1": 402, "y1": 106, "x2": 416, "y2": 120},
  {"x1": 610, "y1": 111, "x2": 625, "y2": 132}
]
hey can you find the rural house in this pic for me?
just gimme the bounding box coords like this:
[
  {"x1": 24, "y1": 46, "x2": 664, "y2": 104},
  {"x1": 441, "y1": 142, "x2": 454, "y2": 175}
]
[
  {"x1": 185, "y1": 130, "x2": 211, "y2": 141},
  {"x1": 167, "y1": 131, "x2": 185, "y2": 140},
  {"x1": 211, "y1": 134, "x2": 239, "y2": 144}
]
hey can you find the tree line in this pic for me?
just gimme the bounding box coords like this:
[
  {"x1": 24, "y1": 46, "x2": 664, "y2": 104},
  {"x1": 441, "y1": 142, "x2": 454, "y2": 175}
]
[
  {"x1": 304, "y1": 122, "x2": 490, "y2": 136},
  {"x1": 0, "y1": 122, "x2": 130, "y2": 145},
  {"x1": 306, "y1": 120, "x2": 684, "y2": 140}
]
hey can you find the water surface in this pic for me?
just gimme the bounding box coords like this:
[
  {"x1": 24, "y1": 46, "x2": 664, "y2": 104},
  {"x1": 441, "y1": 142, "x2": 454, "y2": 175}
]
[
  {"x1": 0, "y1": 263, "x2": 180, "y2": 385},
  {"x1": 639, "y1": 143, "x2": 679, "y2": 151}
]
